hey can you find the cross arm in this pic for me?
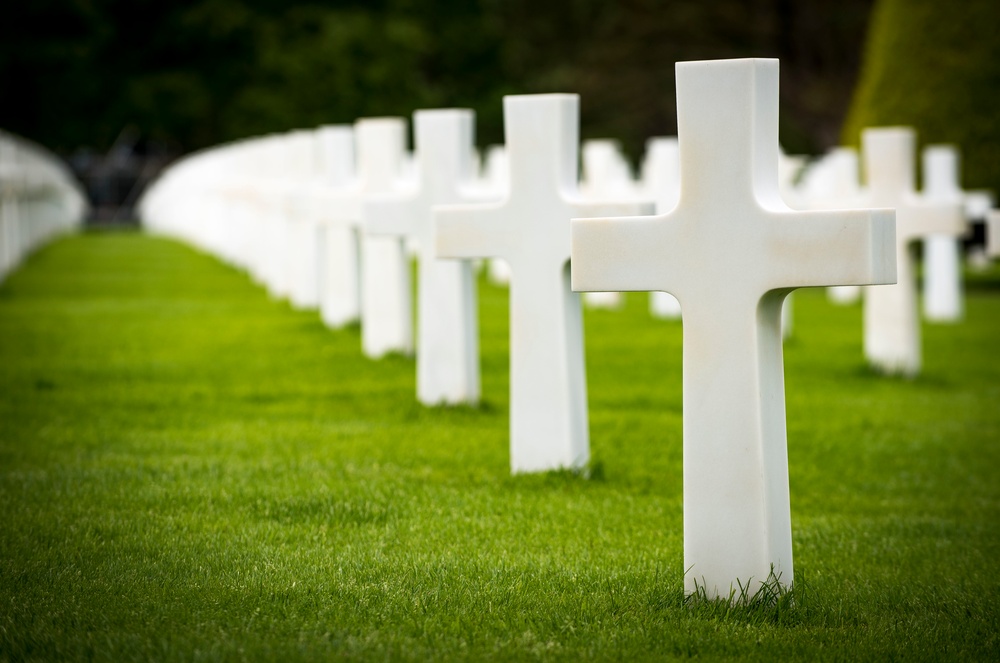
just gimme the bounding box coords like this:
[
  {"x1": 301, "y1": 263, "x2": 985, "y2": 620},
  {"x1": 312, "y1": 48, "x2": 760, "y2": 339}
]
[
  {"x1": 901, "y1": 200, "x2": 966, "y2": 241},
  {"x1": 434, "y1": 201, "x2": 512, "y2": 261},
  {"x1": 570, "y1": 200, "x2": 655, "y2": 219},
  {"x1": 571, "y1": 212, "x2": 685, "y2": 293},
  {"x1": 763, "y1": 208, "x2": 897, "y2": 289},
  {"x1": 364, "y1": 188, "x2": 420, "y2": 237}
]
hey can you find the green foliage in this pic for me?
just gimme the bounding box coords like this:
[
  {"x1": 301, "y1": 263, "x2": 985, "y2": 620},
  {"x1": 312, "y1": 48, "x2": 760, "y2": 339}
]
[
  {"x1": 843, "y1": 0, "x2": 1000, "y2": 192},
  {"x1": 1, "y1": 232, "x2": 999, "y2": 660},
  {"x1": 1, "y1": 1, "x2": 874, "y2": 157}
]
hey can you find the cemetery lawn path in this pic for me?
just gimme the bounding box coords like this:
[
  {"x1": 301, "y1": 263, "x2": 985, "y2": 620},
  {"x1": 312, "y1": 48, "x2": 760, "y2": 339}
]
[{"x1": 1, "y1": 230, "x2": 999, "y2": 662}]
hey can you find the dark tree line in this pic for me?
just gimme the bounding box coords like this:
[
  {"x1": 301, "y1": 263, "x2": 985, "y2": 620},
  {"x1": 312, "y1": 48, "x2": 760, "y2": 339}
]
[
  {"x1": 844, "y1": 0, "x2": 1000, "y2": 193},
  {"x1": 2, "y1": 0, "x2": 874, "y2": 162}
]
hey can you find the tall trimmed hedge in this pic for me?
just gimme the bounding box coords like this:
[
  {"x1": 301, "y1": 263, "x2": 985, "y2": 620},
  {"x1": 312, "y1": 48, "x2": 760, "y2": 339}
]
[{"x1": 842, "y1": 0, "x2": 1000, "y2": 192}]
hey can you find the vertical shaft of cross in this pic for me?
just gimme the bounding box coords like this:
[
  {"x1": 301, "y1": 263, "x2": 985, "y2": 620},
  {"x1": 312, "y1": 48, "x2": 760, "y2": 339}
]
[
  {"x1": 676, "y1": 59, "x2": 781, "y2": 214},
  {"x1": 676, "y1": 60, "x2": 792, "y2": 595},
  {"x1": 322, "y1": 220, "x2": 361, "y2": 327},
  {"x1": 922, "y1": 146, "x2": 965, "y2": 322},
  {"x1": 508, "y1": 260, "x2": 589, "y2": 472},
  {"x1": 358, "y1": 118, "x2": 413, "y2": 359},
  {"x1": 861, "y1": 128, "x2": 927, "y2": 375},
  {"x1": 988, "y1": 210, "x2": 1000, "y2": 258},
  {"x1": 865, "y1": 237, "x2": 920, "y2": 374},
  {"x1": 316, "y1": 126, "x2": 360, "y2": 329},
  {"x1": 417, "y1": 253, "x2": 479, "y2": 403},
  {"x1": 411, "y1": 111, "x2": 481, "y2": 404},
  {"x1": 681, "y1": 290, "x2": 793, "y2": 596}
]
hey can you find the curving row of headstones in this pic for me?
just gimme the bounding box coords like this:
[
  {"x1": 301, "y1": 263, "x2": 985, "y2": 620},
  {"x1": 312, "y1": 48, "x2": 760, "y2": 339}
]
[
  {"x1": 0, "y1": 130, "x2": 89, "y2": 282},
  {"x1": 138, "y1": 57, "x2": 997, "y2": 599}
]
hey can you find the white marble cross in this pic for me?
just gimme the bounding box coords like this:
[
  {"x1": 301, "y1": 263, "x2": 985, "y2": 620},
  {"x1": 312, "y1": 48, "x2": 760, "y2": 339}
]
[
  {"x1": 641, "y1": 137, "x2": 683, "y2": 319},
  {"x1": 988, "y1": 210, "x2": 1000, "y2": 258},
  {"x1": 435, "y1": 94, "x2": 652, "y2": 473},
  {"x1": 357, "y1": 120, "x2": 414, "y2": 358},
  {"x1": 285, "y1": 130, "x2": 324, "y2": 310},
  {"x1": 267, "y1": 131, "x2": 319, "y2": 303},
  {"x1": 313, "y1": 126, "x2": 360, "y2": 328},
  {"x1": 861, "y1": 128, "x2": 965, "y2": 376},
  {"x1": 260, "y1": 135, "x2": 302, "y2": 300},
  {"x1": 571, "y1": 58, "x2": 896, "y2": 598},
  {"x1": 579, "y1": 139, "x2": 643, "y2": 309},
  {"x1": 921, "y1": 145, "x2": 967, "y2": 323},
  {"x1": 478, "y1": 145, "x2": 514, "y2": 286},
  {"x1": 315, "y1": 118, "x2": 414, "y2": 359},
  {"x1": 366, "y1": 109, "x2": 495, "y2": 405},
  {"x1": 807, "y1": 147, "x2": 866, "y2": 305},
  {"x1": 581, "y1": 139, "x2": 638, "y2": 199},
  {"x1": 777, "y1": 151, "x2": 808, "y2": 340},
  {"x1": 964, "y1": 191, "x2": 996, "y2": 269}
]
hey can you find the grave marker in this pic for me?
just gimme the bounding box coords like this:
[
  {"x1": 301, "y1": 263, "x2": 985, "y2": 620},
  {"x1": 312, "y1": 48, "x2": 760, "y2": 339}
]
[
  {"x1": 809, "y1": 148, "x2": 866, "y2": 304},
  {"x1": 580, "y1": 139, "x2": 642, "y2": 309},
  {"x1": 479, "y1": 146, "x2": 513, "y2": 286},
  {"x1": 861, "y1": 128, "x2": 965, "y2": 376},
  {"x1": 572, "y1": 58, "x2": 896, "y2": 598},
  {"x1": 988, "y1": 210, "x2": 1000, "y2": 258},
  {"x1": 312, "y1": 127, "x2": 361, "y2": 328},
  {"x1": 435, "y1": 94, "x2": 652, "y2": 473},
  {"x1": 641, "y1": 137, "x2": 683, "y2": 319},
  {"x1": 357, "y1": 120, "x2": 414, "y2": 358},
  {"x1": 921, "y1": 145, "x2": 967, "y2": 322},
  {"x1": 964, "y1": 191, "x2": 996, "y2": 270},
  {"x1": 315, "y1": 118, "x2": 414, "y2": 359},
  {"x1": 284, "y1": 130, "x2": 323, "y2": 310},
  {"x1": 366, "y1": 109, "x2": 496, "y2": 405}
]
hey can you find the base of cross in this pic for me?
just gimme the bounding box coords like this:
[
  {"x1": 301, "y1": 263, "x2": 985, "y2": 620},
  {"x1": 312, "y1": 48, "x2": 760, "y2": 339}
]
[{"x1": 685, "y1": 564, "x2": 795, "y2": 606}]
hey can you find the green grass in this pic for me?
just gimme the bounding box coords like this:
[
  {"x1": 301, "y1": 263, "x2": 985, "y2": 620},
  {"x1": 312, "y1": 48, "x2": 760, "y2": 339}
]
[{"x1": 1, "y1": 230, "x2": 999, "y2": 661}]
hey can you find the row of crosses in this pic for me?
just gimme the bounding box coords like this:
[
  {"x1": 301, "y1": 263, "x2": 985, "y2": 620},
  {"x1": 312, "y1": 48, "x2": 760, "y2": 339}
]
[
  {"x1": 140, "y1": 58, "x2": 982, "y2": 600},
  {"x1": 409, "y1": 59, "x2": 898, "y2": 598}
]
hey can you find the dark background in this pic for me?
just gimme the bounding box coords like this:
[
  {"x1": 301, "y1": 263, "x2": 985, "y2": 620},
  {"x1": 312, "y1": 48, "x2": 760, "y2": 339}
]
[
  {"x1": 7, "y1": 0, "x2": 995, "y2": 220},
  {"x1": 17, "y1": 0, "x2": 1000, "y2": 226}
]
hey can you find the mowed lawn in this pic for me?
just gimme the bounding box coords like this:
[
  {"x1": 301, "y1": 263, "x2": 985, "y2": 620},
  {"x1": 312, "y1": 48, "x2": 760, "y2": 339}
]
[{"x1": 1, "y1": 230, "x2": 998, "y2": 661}]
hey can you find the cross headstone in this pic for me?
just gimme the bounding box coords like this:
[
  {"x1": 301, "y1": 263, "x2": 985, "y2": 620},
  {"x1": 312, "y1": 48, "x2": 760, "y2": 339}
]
[
  {"x1": 778, "y1": 151, "x2": 808, "y2": 340},
  {"x1": 365, "y1": 109, "x2": 497, "y2": 405},
  {"x1": 284, "y1": 130, "x2": 324, "y2": 310},
  {"x1": 921, "y1": 145, "x2": 967, "y2": 322},
  {"x1": 0, "y1": 139, "x2": 21, "y2": 278},
  {"x1": 571, "y1": 58, "x2": 896, "y2": 598},
  {"x1": 435, "y1": 94, "x2": 652, "y2": 473},
  {"x1": 236, "y1": 137, "x2": 282, "y2": 293},
  {"x1": 964, "y1": 189, "x2": 994, "y2": 272},
  {"x1": 580, "y1": 139, "x2": 641, "y2": 309},
  {"x1": 861, "y1": 127, "x2": 965, "y2": 376},
  {"x1": 805, "y1": 147, "x2": 866, "y2": 305},
  {"x1": 266, "y1": 131, "x2": 313, "y2": 301},
  {"x1": 314, "y1": 118, "x2": 414, "y2": 360},
  {"x1": 964, "y1": 190, "x2": 996, "y2": 270},
  {"x1": 641, "y1": 137, "x2": 683, "y2": 319},
  {"x1": 988, "y1": 209, "x2": 1000, "y2": 259},
  {"x1": 312, "y1": 126, "x2": 361, "y2": 328},
  {"x1": 478, "y1": 145, "x2": 514, "y2": 286},
  {"x1": 358, "y1": 120, "x2": 414, "y2": 358}
]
